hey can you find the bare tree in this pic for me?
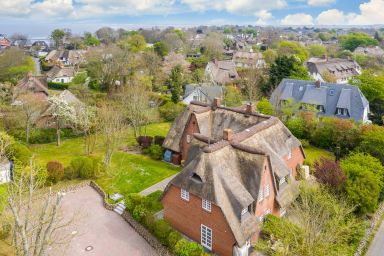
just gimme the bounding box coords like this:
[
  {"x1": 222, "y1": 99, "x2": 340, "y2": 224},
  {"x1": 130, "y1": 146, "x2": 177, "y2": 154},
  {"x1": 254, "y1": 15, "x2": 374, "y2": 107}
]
[
  {"x1": 239, "y1": 68, "x2": 267, "y2": 103},
  {"x1": 12, "y1": 93, "x2": 44, "y2": 144},
  {"x1": 97, "y1": 102, "x2": 125, "y2": 165},
  {"x1": 74, "y1": 104, "x2": 97, "y2": 155},
  {"x1": 0, "y1": 131, "x2": 14, "y2": 159},
  {"x1": 5, "y1": 160, "x2": 75, "y2": 256}
]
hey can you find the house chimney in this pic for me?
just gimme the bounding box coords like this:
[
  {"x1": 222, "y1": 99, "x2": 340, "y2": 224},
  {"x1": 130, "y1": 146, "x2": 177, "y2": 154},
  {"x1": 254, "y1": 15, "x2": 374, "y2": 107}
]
[
  {"x1": 223, "y1": 129, "x2": 233, "y2": 141},
  {"x1": 315, "y1": 80, "x2": 321, "y2": 88},
  {"x1": 245, "y1": 103, "x2": 253, "y2": 116},
  {"x1": 212, "y1": 97, "x2": 221, "y2": 110}
]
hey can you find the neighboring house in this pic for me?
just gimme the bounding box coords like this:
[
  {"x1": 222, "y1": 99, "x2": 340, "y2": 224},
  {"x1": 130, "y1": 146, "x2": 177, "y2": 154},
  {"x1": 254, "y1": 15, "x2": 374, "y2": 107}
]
[
  {"x1": 13, "y1": 74, "x2": 49, "y2": 103},
  {"x1": 306, "y1": 57, "x2": 361, "y2": 84},
  {"x1": 162, "y1": 52, "x2": 190, "y2": 75},
  {"x1": 183, "y1": 84, "x2": 223, "y2": 105},
  {"x1": 32, "y1": 40, "x2": 49, "y2": 50},
  {"x1": 232, "y1": 50, "x2": 265, "y2": 69},
  {"x1": 354, "y1": 46, "x2": 384, "y2": 58},
  {"x1": 0, "y1": 34, "x2": 11, "y2": 49},
  {"x1": 270, "y1": 79, "x2": 370, "y2": 123},
  {"x1": 37, "y1": 90, "x2": 80, "y2": 129},
  {"x1": 46, "y1": 66, "x2": 75, "y2": 83},
  {"x1": 161, "y1": 100, "x2": 305, "y2": 256},
  {"x1": 205, "y1": 60, "x2": 239, "y2": 85},
  {"x1": 0, "y1": 159, "x2": 12, "y2": 184},
  {"x1": 45, "y1": 50, "x2": 85, "y2": 66}
]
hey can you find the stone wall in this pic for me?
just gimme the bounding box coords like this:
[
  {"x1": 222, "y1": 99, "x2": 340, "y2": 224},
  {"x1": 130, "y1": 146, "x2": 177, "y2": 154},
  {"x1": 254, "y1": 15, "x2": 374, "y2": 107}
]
[{"x1": 89, "y1": 181, "x2": 116, "y2": 210}]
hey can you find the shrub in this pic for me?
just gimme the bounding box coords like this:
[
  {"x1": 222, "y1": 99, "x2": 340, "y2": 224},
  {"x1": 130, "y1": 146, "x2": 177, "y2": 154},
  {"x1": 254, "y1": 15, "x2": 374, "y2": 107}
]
[
  {"x1": 6, "y1": 142, "x2": 32, "y2": 165},
  {"x1": 68, "y1": 156, "x2": 102, "y2": 180},
  {"x1": 313, "y1": 157, "x2": 346, "y2": 191},
  {"x1": 132, "y1": 204, "x2": 147, "y2": 222},
  {"x1": 125, "y1": 193, "x2": 145, "y2": 212},
  {"x1": 153, "y1": 220, "x2": 173, "y2": 245},
  {"x1": 9, "y1": 128, "x2": 76, "y2": 144},
  {"x1": 48, "y1": 81, "x2": 69, "y2": 90},
  {"x1": 64, "y1": 166, "x2": 78, "y2": 180},
  {"x1": 0, "y1": 222, "x2": 11, "y2": 239},
  {"x1": 174, "y1": 239, "x2": 205, "y2": 256},
  {"x1": 159, "y1": 102, "x2": 186, "y2": 121},
  {"x1": 143, "y1": 144, "x2": 164, "y2": 160},
  {"x1": 257, "y1": 98, "x2": 274, "y2": 115},
  {"x1": 88, "y1": 80, "x2": 102, "y2": 91},
  {"x1": 46, "y1": 160, "x2": 64, "y2": 183},
  {"x1": 168, "y1": 231, "x2": 182, "y2": 251},
  {"x1": 72, "y1": 72, "x2": 87, "y2": 84},
  {"x1": 286, "y1": 117, "x2": 307, "y2": 139}
]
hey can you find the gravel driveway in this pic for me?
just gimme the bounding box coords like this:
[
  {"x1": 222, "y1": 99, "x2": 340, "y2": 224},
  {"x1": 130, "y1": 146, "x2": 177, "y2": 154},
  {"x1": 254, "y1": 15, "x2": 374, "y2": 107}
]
[
  {"x1": 56, "y1": 186, "x2": 157, "y2": 256},
  {"x1": 366, "y1": 220, "x2": 384, "y2": 256}
]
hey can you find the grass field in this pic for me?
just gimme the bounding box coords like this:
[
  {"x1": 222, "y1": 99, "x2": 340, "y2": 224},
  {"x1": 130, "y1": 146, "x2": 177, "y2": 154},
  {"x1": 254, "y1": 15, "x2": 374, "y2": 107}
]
[
  {"x1": 304, "y1": 145, "x2": 334, "y2": 166},
  {"x1": 29, "y1": 122, "x2": 179, "y2": 195}
]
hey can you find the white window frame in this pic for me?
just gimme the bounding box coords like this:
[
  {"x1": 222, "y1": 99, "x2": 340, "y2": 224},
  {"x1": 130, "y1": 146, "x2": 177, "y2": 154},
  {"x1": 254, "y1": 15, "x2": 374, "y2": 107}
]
[
  {"x1": 202, "y1": 199, "x2": 211, "y2": 212},
  {"x1": 241, "y1": 207, "x2": 248, "y2": 216},
  {"x1": 186, "y1": 134, "x2": 191, "y2": 144},
  {"x1": 258, "y1": 189, "x2": 264, "y2": 203},
  {"x1": 181, "y1": 188, "x2": 189, "y2": 201},
  {"x1": 279, "y1": 176, "x2": 286, "y2": 186},
  {"x1": 264, "y1": 184, "x2": 270, "y2": 198},
  {"x1": 201, "y1": 224, "x2": 212, "y2": 250},
  {"x1": 280, "y1": 207, "x2": 286, "y2": 217}
]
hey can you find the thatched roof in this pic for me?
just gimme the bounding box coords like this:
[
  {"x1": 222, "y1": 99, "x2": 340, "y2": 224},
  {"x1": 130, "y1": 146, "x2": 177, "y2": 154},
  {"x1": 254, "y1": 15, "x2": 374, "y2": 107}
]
[{"x1": 162, "y1": 101, "x2": 304, "y2": 247}]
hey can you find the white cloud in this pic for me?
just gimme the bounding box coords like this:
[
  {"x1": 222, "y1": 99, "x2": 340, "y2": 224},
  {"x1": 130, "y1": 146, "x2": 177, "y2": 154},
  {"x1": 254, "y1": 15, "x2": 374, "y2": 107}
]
[
  {"x1": 181, "y1": 0, "x2": 287, "y2": 15},
  {"x1": 308, "y1": 0, "x2": 335, "y2": 6},
  {"x1": 316, "y1": 0, "x2": 384, "y2": 25},
  {"x1": 255, "y1": 10, "x2": 273, "y2": 25},
  {"x1": 33, "y1": 0, "x2": 74, "y2": 17},
  {"x1": 0, "y1": 0, "x2": 32, "y2": 16},
  {"x1": 281, "y1": 13, "x2": 314, "y2": 25}
]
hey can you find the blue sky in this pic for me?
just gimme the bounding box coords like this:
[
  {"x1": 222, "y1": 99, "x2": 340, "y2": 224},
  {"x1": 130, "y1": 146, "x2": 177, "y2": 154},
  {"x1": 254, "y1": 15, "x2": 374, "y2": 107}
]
[{"x1": 0, "y1": 0, "x2": 383, "y2": 37}]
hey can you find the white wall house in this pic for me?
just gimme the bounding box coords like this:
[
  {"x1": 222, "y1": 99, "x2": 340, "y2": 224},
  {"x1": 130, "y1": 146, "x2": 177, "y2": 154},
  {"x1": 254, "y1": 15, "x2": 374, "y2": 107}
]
[{"x1": 0, "y1": 160, "x2": 12, "y2": 184}]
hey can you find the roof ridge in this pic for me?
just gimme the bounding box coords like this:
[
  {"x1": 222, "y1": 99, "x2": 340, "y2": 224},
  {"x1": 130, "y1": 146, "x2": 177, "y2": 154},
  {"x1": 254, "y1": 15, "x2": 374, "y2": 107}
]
[
  {"x1": 233, "y1": 117, "x2": 279, "y2": 143},
  {"x1": 230, "y1": 142, "x2": 266, "y2": 155},
  {"x1": 202, "y1": 140, "x2": 230, "y2": 153}
]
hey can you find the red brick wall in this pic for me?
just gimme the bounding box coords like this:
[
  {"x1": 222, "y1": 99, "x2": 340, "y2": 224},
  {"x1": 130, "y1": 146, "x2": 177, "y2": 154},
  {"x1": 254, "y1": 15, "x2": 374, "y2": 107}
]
[
  {"x1": 181, "y1": 114, "x2": 200, "y2": 161},
  {"x1": 162, "y1": 185, "x2": 236, "y2": 256},
  {"x1": 283, "y1": 146, "x2": 305, "y2": 178}
]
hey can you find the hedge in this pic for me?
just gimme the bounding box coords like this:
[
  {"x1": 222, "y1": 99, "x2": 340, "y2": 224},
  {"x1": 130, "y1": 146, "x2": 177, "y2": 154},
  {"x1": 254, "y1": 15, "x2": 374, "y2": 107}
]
[
  {"x1": 48, "y1": 81, "x2": 69, "y2": 90},
  {"x1": 9, "y1": 128, "x2": 77, "y2": 144}
]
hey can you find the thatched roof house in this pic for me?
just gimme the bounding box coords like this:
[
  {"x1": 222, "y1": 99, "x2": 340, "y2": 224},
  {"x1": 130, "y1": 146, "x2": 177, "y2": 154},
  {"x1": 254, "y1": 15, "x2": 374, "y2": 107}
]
[
  {"x1": 13, "y1": 74, "x2": 49, "y2": 103},
  {"x1": 161, "y1": 100, "x2": 305, "y2": 255}
]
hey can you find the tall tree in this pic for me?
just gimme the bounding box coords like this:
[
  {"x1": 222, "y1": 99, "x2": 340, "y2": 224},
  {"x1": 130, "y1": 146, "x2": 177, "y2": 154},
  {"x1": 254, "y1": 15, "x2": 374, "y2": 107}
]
[
  {"x1": 50, "y1": 29, "x2": 65, "y2": 49},
  {"x1": 74, "y1": 104, "x2": 97, "y2": 155},
  {"x1": 168, "y1": 65, "x2": 183, "y2": 103}
]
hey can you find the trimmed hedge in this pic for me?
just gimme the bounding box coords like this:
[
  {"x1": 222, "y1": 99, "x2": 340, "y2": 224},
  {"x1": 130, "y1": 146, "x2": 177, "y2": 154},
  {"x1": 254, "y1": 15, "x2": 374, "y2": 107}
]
[
  {"x1": 9, "y1": 128, "x2": 77, "y2": 144},
  {"x1": 48, "y1": 81, "x2": 69, "y2": 90},
  {"x1": 65, "y1": 156, "x2": 104, "y2": 180}
]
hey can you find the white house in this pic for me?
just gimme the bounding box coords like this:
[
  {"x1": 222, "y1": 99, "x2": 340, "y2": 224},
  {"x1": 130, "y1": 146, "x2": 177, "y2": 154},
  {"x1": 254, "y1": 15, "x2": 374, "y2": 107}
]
[{"x1": 46, "y1": 66, "x2": 75, "y2": 84}]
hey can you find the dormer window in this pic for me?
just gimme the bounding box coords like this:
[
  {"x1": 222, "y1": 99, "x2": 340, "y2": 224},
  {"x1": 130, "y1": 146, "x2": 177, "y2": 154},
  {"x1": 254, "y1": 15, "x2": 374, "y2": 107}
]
[
  {"x1": 191, "y1": 173, "x2": 203, "y2": 183},
  {"x1": 241, "y1": 207, "x2": 248, "y2": 216},
  {"x1": 279, "y1": 176, "x2": 286, "y2": 186},
  {"x1": 336, "y1": 108, "x2": 348, "y2": 116},
  {"x1": 317, "y1": 105, "x2": 325, "y2": 113}
]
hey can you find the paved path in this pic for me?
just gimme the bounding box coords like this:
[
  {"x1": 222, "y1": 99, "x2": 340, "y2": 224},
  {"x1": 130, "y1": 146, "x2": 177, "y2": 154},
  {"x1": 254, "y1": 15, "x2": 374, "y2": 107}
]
[
  {"x1": 139, "y1": 174, "x2": 178, "y2": 196},
  {"x1": 56, "y1": 186, "x2": 157, "y2": 256},
  {"x1": 366, "y1": 219, "x2": 384, "y2": 256},
  {"x1": 33, "y1": 57, "x2": 41, "y2": 75}
]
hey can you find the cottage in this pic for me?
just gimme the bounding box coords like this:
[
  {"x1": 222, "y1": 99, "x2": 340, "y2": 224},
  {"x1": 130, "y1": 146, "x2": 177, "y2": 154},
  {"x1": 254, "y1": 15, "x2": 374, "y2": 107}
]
[
  {"x1": 232, "y1": 50, "x2": 265, "y2": 69},
  {"x1": 13, "y1": 74, "x2": 49, "y2": 103},
  {"x1": 46, "y1": 66, "x2": 75, "y2": 83},
  {"x1": 270, "y1": 79, "x2": 370, "y2": 123},
  {"x1": 205, "y1": 60, "x2": 239, "y2": 85},
  {"x1": 183, "y1": 84, "x2": 223, "y2": 105},
  {"x1": 306, "y1": 57, "x2": 361, "y2": 84},
  {"x1": 354, "y1": 46, "x2": 384, "y2": 58},
  {"x1": 0, "y1": 34, "x2": 11, "y2": 49},
  {"x1": 45, "y1": 50, "x2": 85, "y2": 66},
  {"x1": 162, "y1": 100, "x2": 305, "y2": 255}
]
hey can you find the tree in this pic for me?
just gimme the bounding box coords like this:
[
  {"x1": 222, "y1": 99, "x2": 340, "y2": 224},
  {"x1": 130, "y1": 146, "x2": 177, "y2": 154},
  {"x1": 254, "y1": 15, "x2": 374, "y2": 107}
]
[
  {"x1": 97, "y1": 102, "x2": 125, "y2": 165},
  {"x1": 4, "y1": 160, "x2": 75, "y2": 256},
  {"x1": 256, "y1": 98, "x2": 274, "y2": 115},
  {"x1": 239, "y1": 68, "x2": 266, "y2": 102},
  {"x1": 266, "y1": 56, "x2": 311, "y2": 94},
  {"x1": 0, "y1": 131, "x2": 14, "y2": 160},
  {"x1": 341, "y1": 153, "x2": 384, "y2": 214},
  {"x1": 47, "y1": 96, "x2": 76, "y2": 146},
  {"x1": 168, "y1": 65, "x2": 183, "y2": 103},
  {"x1": 0, "y1": 47, "x2": 35, "y2": 84},
  {"x1": 74, "y1": 104, "x2": 97, "y2": 155},
  {"x1": 313, "y1": 157, "x2": 346, "y2": 190},
  {"x1": 277, "y1": 41, "x2": 309, "y2": 63},
  {"x1": 50, "y1": 29, "x2": 65, "y2": 49},
  {"x1": 163, "y1": 32, "x2": 184, "y2": 52},
  {"x1": 359, "y1": 127, "x2": 384, "y2": 164},
  {"x1": 10, "y1": 33, "x2": 28, "y2": 48},
  {"x1": 321, "y1": 70, "x2": 337, "y2": 83},
  {"x1": 339, "y1": 32, "x2": 378, "y2": 51},
  {"x1": 308, "y1": 44, "x2": 327, "y2": 57},
  {"x1": 84, "y1": 32, "x2": 100, "y2": 46},
  {"x1": 224, "y1": 86, "x2": 242, "y2": 107},
  {"x1": 257, "y1": 184, "x2": 363, "y2": 256},
  {"x1": 13, "y1": 93, "x2": 44, "y2": 144},
  {"x1": 95, "y1": 27, "x2": 116, "y2": 44},
  {"x1": 153, "y1": 41, "x2": 169, "y2": 57},
  {"x1": 262, "y1": 49, "x2": 278, "y2": 65},
  {"x1": 200, "y1": 33, "x2": 224, "y2": 60},
  {"x1": 119, "y1": 34, "x2": 146, "y2": 53}
]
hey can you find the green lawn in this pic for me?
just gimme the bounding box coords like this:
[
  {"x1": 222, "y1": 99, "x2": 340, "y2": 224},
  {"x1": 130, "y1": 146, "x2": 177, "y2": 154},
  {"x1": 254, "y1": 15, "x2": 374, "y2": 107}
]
[
  {"x1": 304, "y1": 145, "x2": 334, "y2": 166},
  {"x1": 29, "y1": 122, "x2": 179, "y2": 195}
]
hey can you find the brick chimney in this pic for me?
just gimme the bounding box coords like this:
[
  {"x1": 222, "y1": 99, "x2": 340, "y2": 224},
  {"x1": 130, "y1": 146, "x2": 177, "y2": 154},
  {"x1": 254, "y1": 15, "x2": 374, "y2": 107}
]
[
  {"x1": 223, "y1": 129, "x2": 233, "y2": 141},
  {"x1": 315, "y1": 80, "x2": 321, "y2": 88},
  {"x1": 212, "y1": 97, "x2": 221, "y2": 110}
]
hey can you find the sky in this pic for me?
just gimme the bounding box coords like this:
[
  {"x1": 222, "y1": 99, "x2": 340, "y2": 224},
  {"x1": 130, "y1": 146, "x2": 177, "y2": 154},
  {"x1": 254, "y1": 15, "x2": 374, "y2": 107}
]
[{"x1": 0, "y1": 0, "x2": 384, "y2": 37}]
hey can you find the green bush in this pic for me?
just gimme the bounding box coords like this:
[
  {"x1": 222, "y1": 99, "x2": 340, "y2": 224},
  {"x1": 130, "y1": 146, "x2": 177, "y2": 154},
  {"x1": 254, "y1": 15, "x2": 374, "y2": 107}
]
[
  {"x1": 159, "y1": 102, "x2": 186, "y2": 121},
  {"x1": 286, "y1": 117, "x2": 307, "y2": 139},
  {"x1": 72, "y1": 72, "x2": 87, "y2": 84},
  {"x1": 48, "y1": 81, "x2": 69, "y2": 90},
  {"x1": 6, "y1": 142, "x2": 32, "y2": 165},
  {"x1": 143, "y1": 144, "x2": 164, "y2": 160},
  {"x1": 88, "y1": 80, "x2": 102, "y2": 91},
  {"x1": 125, "y1": 193, "x2": 145, "y2": 212},
  {"x1": 0, "y1": 222, "x2": 11, "y2": 239},
  {"x1": 67, "y1": 156, "x2": 103, "y2": 180},
  {"x1": 64, "y1": 166, "x2": 78, "y2": 180},
  {"x1": 9, "y1": 128, "x2": 76, "y2": 144},
  {"x1": 46, "y1": 160, "x2": 64, "y2": 183},
  {"x1": 174, "y1": 239, "x2": 206, "y2": 256},
  {"x1": 153, "y1": 220, "x2": 173, "y2": 245},
  {"x1": 168, "y1": 231, "x2": 182, "y2": 251},
  {"x1": 132, "y1": 204, "x2": 147, "y2": 222}
]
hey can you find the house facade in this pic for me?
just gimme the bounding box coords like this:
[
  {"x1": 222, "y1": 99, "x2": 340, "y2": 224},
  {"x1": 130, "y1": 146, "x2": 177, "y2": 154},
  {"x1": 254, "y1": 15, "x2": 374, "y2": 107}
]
[
  {"x1": 232, "y1": 50, "x2": 265, "y2": 69},
  {"x1": 270, "y1": 79, "x2": 370, "y2": 123},
  {"x1": 306, "y1": 57, "x2": 361, "y2": 84},
  {"x1": 205, "y1": 60, "x2": 239, "y2": 85},
  {"x1": 13, "y1": 74, "x2": 49, "y2": 104},
  {"x1": 0, "y1": 34, "x2": 11, "y2": 49},
  {"x1": 46, "y1": 66, "x2": 75, "y2": 83},
  {"x1": 162, "y1": 100, "x2": 305, "y2": 255},
  {"x1": 183, "y1": 84, "x2": 223, "y2": 105}
]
